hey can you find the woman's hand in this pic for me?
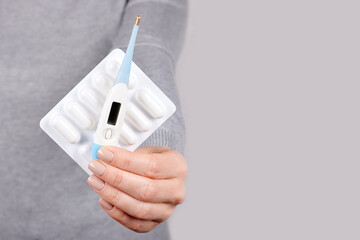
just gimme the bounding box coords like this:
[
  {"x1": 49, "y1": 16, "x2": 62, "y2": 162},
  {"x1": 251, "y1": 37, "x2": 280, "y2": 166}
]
[{"x1": 87, "y1": 146, "x2": 187, "y2": 233}]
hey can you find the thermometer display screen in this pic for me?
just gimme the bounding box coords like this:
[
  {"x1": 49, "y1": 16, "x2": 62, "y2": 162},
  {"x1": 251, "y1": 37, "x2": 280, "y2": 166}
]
[{"x1": 107, "y1": 102, "x2": 121, "y2": 126}]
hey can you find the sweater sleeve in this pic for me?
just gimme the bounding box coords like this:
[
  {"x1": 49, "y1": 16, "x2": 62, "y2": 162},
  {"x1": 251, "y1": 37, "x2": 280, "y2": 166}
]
[{"x1": 112, "y1": 0, "x2": 188, "y2": 154}]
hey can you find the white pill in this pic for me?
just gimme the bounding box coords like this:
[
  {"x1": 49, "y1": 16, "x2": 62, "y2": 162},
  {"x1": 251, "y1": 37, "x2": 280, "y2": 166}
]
[
  {"x1": 91, "y1": 73, "x2": 112, "y2": 95},
  {"x1": 64, "y1": 101, "x2": 94, "y2": 130},
  {"x1": 137, "y1": 90, "x2": 165, "y2": 118},
  {"x1": 50, "y1": 115, "x2": 81, "y2": 144},
  {"x1": 126, "y1": 104, "x2": 150, "y2": 132},
  {"x1": 129, "y1": 73, "x2": 137, "y2": 89},
  {"x1": 106, "y1": 59, "x2": 121, "y2": 77},
  {"x1": 120, "y1": 124, "x2": 136, "y2": 145},
  {"x1": 79, "y1": 87, "x2": 104, "y2": 115}
]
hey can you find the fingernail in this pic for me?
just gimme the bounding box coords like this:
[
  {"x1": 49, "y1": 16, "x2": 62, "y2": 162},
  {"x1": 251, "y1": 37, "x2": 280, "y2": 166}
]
[
  {"x1": 88, "y1": 160, "x2": 106, "y2": 176},
  {"x1": 98, "y1": 148, "x2": 114, "y2": 163},
  {"x1": 99, "y1": 198, "x2": 113, "y2": 210},
  {"x1": 87, "y1": 175, "x2": 105, "y2": 191}
]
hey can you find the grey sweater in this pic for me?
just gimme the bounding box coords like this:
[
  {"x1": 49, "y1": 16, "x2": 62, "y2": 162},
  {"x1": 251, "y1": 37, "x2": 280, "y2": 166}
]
[{"x1": 0, "y1": 0, "x2": 187, "y2": 239}]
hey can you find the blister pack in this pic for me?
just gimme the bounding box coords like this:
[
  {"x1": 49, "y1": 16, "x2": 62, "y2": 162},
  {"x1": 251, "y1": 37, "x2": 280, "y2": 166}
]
[{"x1": 40, "y1": 49, "x2": 176, "y2": 175}]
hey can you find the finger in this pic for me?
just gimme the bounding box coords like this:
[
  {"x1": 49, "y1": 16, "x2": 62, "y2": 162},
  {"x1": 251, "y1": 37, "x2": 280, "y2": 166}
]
[
  {"x1": 98, "y1": 182, "x2": 174, "y2": 221},
  {"x1": 88, "y1": 162, "x2": 185, "y2": 204},
  {"x1": 135, "y1": 146, "x2": 171, "y2": 154},
  {"x1": 99, "y1": 198, "x2": 159, "y2": 233},
  {"x1": 97, "y1": 146, "x2": 184, "y2": 179}
]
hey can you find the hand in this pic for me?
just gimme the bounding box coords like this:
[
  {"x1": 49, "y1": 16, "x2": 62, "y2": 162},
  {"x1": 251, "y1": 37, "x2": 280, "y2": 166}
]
[{"x1": 87, "y1": 146, "x2": 187, "y2": 233}]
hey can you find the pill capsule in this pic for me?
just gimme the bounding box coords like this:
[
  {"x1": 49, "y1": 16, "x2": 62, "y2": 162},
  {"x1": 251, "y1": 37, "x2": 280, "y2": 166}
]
[
  {"x1": 106, "y1": 59, "x2": 121, "y2": 77},
  {"x1": 50, "y1": 115, "x2": 81, "y2": 144},
  {"x1": 137, "y1": 90, "x2": 165, "y2": 118},
  {"x1": 64, "y1": 101, "x2": 94, "y2": 130},
  {"x1": 91, "y1": 73, "x2": 112, "y2": 95},
  {"x1": 129, "y1": 73, "x2": 137, "y2": 89},
  {"x1": 78, "y1": 87, "x2": 104, "y2": 115},
  {"x1": 120, "y1": 124, "x2": 136, "y2": 145},
  {"x1": 126, "y1": 104, "x2": 150, "y2": 132}
]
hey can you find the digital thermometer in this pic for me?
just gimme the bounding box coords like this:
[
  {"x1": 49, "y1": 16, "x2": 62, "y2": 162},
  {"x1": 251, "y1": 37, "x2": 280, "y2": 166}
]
[{"x1": 92, "y1": 16, "x2": 141, "y2": 159}]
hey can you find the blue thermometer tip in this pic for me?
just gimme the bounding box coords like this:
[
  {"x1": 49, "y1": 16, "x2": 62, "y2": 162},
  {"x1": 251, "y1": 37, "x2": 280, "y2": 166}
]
[{"x1": 113, "y1": 16, "x2": 141, "y2": 86}]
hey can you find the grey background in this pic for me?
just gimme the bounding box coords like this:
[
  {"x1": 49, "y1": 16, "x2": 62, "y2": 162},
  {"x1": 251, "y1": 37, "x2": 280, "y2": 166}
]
[{"x1": 169, "y1": 0, "x2": 360, "y2": 239}]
